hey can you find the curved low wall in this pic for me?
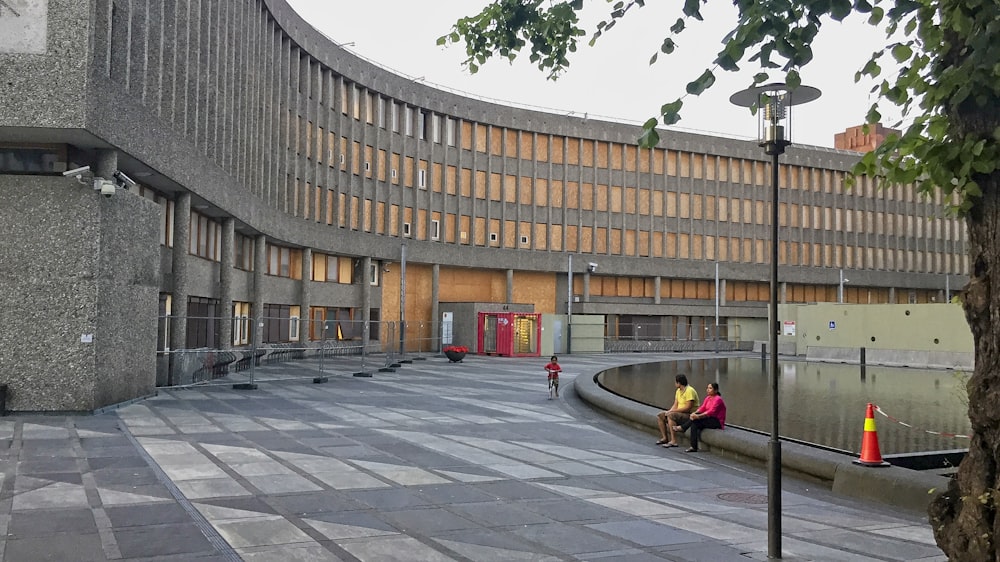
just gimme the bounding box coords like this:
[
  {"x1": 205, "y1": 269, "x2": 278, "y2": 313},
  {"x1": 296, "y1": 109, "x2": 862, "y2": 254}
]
[{"x1": 573, "y1": 366, "x2": 948, "y2": 513}]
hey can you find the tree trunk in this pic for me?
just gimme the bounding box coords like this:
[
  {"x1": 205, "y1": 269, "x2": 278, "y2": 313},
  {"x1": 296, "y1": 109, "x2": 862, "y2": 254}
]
[{"x1": 929, "y1": 171, "x2": 1000, "y2": 559}]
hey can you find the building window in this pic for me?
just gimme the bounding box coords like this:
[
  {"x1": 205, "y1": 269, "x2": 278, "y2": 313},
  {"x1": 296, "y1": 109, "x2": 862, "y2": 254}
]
[
  {"x1": 520, "y1": 235, "x2": 529, "y2": 246},
  {"x1": 404, "y1": 106, "x2": 413, "y2": 136},
  {"x1": 445, "y1": 118, "x2": 456, "y2": 146},
  {"x1": 403, "y1": 222, "x2": 411, "y2": 237},
  {"x1": 266, "y1": 244, "x2": 302, "y2": 279},
  {"x1": 158, "y1": 294, "x2": 171, "y2": 352},
  {"x1": 233, "y1": 302, "x2": 251, "y2": 346},
  {"x1": 312, "y1": 253, "x2": 343, "y2": 283},
  {"x1": 490, "y1": 232, "x2": 499, "y2": 243},
  {"x1": 431, "y1": 114, "x2": 441, "y2": 143},
  {"x1": 189, "y1": 211, "x2": 222, "y2": 261},
  {"x1": 187, "y1": 296, "x2": 220, "y2": 349},
  {"x1": 263, "y1": 304, "x2": 301, "y2": 343},
  {"x1": 418, "y1": 169, "x2": 426, "y2": 188},
  {"x1": 377, "y1": 97, "x2": 386, "y2": 128},
  {"x1": 235, "y1": 234, "x2": 254, "y2": 271},
  {"x1": 310, "y1": 307, "x2": 362, "y2": 341},
  {"x1": 431, "y1": 219, "x2": 440, "y2": 240},
  {"x1": 370, "y1": 262, "x2": 381, "y2": 286},
  {"x1": 0, "y1": 146, "x2": 66, "y2": 174}
]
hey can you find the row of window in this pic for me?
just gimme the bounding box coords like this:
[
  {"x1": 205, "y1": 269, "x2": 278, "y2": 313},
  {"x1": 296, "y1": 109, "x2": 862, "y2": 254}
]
[
  {"x1": 582, "y1": 278, "x2": 942, "y2": 305},
  {"x1": 293, "y1": 175, "x2": 962, "y2": 242},
  {"x1": 158, "y1": 295, "x2": 381, "y2": 349},
  {"x1": 294, "y1": 109, "x2": 950, "y2": 206}
]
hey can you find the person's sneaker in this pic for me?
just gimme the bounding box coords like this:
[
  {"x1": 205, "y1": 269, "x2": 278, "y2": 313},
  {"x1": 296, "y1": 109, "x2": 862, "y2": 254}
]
[{"x1": 685, "y1": 447, "x2": 698, "y2": 453}]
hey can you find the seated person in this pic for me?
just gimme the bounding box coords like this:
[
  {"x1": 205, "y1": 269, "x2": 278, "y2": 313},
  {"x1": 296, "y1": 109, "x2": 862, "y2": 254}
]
[
  {"x1": 655, "y1": 374, "x2": 699, "y2": 448},
  {"x1": 675, "y1": 382, "x2": 727, "y2": 452}
]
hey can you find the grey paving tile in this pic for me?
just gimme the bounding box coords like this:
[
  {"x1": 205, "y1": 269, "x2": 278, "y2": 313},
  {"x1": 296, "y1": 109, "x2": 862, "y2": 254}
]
[
  {"x1": 590, "y1": 520, "x2": 708, "y2": 547},
  {"x1": 105, "y1": 503, "x2": 194, "y2": 527},
  {"x1": 524, "y1": 498, "x2": 641, "y2": 523},
  {"x1": 266, "y1": 491, "x2": 367, "y2": 516},
  {"x1": 7, "y1": 508, "x2": 97, "y2": 537},
  {"x1": 414, "y1": 483, "x2": 502, "y2": 505},
  {"x1": 508, "y1": 522, "x2": 636, "y2": 555},
  {"x1": 471, "y1": 480, "x2": 566, "y2": 501},
  {"x1": 114, "y1": 522, "x2": 218, "y2": 558},
  {"x1": 445, "y1": 500, "x2": 556, "y2": 527},
  {"x1": 379, "y1": 507, "x2": 483, "y2": 534},
  {"x1": 86, "y1": 455, "x2": 150, "y2": 470},
  {"x1": 4, "y1": 532, "x2": 106, "y2": 561},
  {"x1": 345, "y1": 488, "x2": 436, "y2": 510}
]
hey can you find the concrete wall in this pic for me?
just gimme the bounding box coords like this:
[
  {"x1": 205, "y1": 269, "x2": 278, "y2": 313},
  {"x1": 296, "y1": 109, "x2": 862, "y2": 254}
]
[
  {"x1": 780, "y1": 303, "x2": 973, "y2": 369},
  {"x1": 0, "y1": 176, "x2": 159, "y2": 411}
]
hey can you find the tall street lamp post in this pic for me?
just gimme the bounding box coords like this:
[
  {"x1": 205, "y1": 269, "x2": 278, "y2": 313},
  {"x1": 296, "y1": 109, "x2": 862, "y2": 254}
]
[{"x1": 730, "y1": 82, "x2": 820, "y2": 560}]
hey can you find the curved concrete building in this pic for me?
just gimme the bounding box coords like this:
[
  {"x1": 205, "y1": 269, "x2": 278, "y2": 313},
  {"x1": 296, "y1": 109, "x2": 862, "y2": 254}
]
[{"x1": 0, "y1": 0, "x2": 965, "y2": 411}]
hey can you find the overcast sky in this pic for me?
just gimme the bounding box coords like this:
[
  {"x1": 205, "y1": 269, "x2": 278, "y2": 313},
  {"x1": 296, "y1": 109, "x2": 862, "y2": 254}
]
[{"x1": 284, "y1": 0, "x2": 900, "y2": 149}]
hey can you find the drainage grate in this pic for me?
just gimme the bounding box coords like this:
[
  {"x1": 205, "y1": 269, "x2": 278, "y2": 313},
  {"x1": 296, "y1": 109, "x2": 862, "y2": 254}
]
[{"x1": 717, "y1": 492, "x2": 769, "y2": 504}]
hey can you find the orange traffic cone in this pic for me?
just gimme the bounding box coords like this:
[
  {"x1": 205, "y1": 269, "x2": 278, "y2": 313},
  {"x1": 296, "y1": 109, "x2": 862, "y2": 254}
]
[{"x1": 854, "y1": 403, "x2": 891, "y2": 467}]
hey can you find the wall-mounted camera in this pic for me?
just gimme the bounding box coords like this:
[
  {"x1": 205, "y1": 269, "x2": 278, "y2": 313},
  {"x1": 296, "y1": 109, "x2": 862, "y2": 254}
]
[
  {"x1": 587, "y1": 262, "x2": 598, "y2": 273},
  {"x1": 113, "y1": 170, "x2": 137, "y2": 188},
  {"x1": 63, "y1": 165, "x2": 91, "y2": 178},
  {"x1": 63, "y1": 165, "x2": 91, "y2": 185},
  {"x1": 94, "y1": 178, "x2": 116, "y2": 198}
]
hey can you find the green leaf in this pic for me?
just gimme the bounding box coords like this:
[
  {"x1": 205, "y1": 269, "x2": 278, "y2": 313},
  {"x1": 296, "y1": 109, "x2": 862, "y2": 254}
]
[
  {"x1": 891, "y1": 44, "x2": 913, "y2": 63},
  {"x1": 685, "y1": 70, "x2": 716, "y2": 95},
  {"x1": 753, "y1": 72, "x2": 769, "y2": 84},
  {"x1": 786, "y1": 70, "x2": 801, "y2": 89},
  {"x1": 661, "y1": 38, "x2": 676, "y2": 54},
  {"x1": 670, "y1": 18, "x2": 685, "y2": 34}
]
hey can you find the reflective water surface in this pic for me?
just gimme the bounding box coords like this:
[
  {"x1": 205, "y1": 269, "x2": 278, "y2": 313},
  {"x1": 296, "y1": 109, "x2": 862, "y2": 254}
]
[{"x1": 598, "y1": 357, "x2": 971, "y2": 455}]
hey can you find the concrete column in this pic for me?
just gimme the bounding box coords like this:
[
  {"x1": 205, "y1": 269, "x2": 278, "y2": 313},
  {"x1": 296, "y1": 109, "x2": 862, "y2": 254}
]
[
  {"x1": 95, "y1": 150, "x2": 117, "y2": 180},
  {"x1": 889, "y1": 287, "x2": 896, "y2": 303},
  {"x1": 218, "y1": 218, "x2": 235, "y2": 350},
  {"x1": 654, "y1": 276, "x2": 661, "y2": 305},
  {"x1": 506, "y1": 269, "x2": 514, "y2": 304},
  {"x1": 780, "y1": 282, "x2": 787, "y2": 304},
  {"x1": 362, "y1": 256, "x2": 372, "y2": 347},
  {"x1": 432, "y1": 264, "x2": 440, "y2": 350},
  {"x1": 300, "y1": 248, "x2": 312, "y2": 344},
  {"x1": 168, "y1": 192, "x2": 191, "y2": 385},
  {"x1": 720, "y1": 279, "x2": 727, "y2": 306},
  {"x1": 253, "y1": 234, "x2": 266, "y2": 345},
  {"x1": 583, "y1": 273, "x2": 591, "y2": 303}
]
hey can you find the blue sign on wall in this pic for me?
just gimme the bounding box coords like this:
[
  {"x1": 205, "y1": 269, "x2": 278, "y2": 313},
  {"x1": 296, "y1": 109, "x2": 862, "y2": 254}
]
[{"x1": 829, "y1": 321, "x2": 836, "y2": 330}]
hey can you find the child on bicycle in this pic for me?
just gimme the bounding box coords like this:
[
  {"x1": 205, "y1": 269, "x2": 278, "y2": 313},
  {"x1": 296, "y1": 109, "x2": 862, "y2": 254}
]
[{"x1": 544, "y1": 355, "x2": 562, "y2": 399}]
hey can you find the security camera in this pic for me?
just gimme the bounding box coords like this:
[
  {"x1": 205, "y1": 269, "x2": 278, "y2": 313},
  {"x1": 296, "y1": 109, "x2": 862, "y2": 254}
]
[
  {"x1": 63, "y1": 165, "x2": 91, "y2": 177},
  {"x1": 113, "y1": 170, "x2": 137, "y2": 187},
  {"x1": 94, "y1": 178, "x2": 116, "y2": 198},
  {"x1": 587, "y1": 262, "x2": 598, "y2": 273}
]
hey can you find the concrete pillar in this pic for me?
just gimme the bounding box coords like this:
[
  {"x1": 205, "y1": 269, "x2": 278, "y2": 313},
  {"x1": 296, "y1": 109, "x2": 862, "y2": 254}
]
[
  {"x1": 654, "y1": 276, "x2": 661, "y2": 305},
  {"x1": 95, "y1": 150, "x2": 117, "y2": 180},
  {"x1": 583, "y1": 273, "x2": 591, "y2": 303},
  {"x1": 719, "y1": 279, "x2": 727, "y2": 306},
  {"x1": 432, "y1": 264, "x2": 440, "y2": 350},
  {"x1": 168, "y1": 192, "x2": 191, "y2": 385},
  {"x1": 253, "y1": 234, "x2": 266, "y2": 346},
  {"x1": 218, "y1": 218, "x2": 235, "y2": 350},
  {"x1": 362, "y1": 256, "x2": 372, "y2": 347},
  {"x1": 506, "y1": 269, "x2": 514, "y2": 304},
  {"x1": 300, "y1": 248, "x2": 312, "y2": 345}
]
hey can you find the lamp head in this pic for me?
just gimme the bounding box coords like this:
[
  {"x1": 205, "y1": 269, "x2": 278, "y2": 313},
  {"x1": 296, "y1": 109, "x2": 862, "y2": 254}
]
[{"x1": 730, "y1": 82, "x2": 821, "y2": 154}]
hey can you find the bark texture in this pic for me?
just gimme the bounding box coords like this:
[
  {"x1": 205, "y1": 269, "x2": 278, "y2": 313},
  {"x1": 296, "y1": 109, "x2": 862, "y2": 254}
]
[{"x1": 928, "y1": 166, "x2": 1000, "y2": 561}]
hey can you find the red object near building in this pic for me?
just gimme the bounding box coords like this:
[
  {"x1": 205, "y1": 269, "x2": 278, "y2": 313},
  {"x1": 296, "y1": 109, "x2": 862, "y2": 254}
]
[{"x1": 477, "y1": 312, "x2": 542, "y2": 357}]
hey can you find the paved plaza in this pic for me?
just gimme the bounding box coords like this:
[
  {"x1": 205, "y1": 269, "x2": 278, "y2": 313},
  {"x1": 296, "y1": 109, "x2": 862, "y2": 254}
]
[{"x1": 0, "y1": 352, "x2": 945, "y2": 561}]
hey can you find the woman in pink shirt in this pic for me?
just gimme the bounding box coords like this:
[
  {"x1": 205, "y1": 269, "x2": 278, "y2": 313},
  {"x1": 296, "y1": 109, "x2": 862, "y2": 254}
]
[{"x1": 675, "y1": 382, "x2": 727, "y2": 452}]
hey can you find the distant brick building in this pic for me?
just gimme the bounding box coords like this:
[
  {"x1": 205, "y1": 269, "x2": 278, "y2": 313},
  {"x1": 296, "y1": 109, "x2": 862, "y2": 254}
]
[{"x1": 835, "y1": 124, "x2": 901, "y2": 152}]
